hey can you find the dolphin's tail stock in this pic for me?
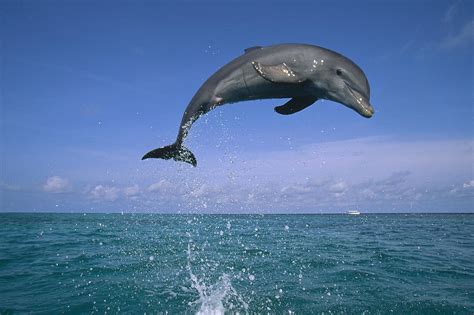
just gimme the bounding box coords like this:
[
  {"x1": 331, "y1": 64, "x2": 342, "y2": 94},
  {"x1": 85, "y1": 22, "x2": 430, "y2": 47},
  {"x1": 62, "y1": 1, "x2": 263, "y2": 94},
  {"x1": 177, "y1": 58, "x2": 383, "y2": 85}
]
[{"x1": 141, "y1": 143, "x2": 197, "y2": 166}]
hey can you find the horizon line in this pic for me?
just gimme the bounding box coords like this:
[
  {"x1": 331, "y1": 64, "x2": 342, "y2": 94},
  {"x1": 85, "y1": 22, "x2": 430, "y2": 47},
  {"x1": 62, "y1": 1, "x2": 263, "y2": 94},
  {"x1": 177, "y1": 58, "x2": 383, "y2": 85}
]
[{"x1": 1, "y1": 211, "x2": 472, "y2": 215}]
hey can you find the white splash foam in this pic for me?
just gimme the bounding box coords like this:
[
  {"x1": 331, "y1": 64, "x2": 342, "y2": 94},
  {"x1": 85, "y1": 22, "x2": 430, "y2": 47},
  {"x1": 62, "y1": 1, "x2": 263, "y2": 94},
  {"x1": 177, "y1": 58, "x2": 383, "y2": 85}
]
[{"x1": 187, "y1": 243, "x2": 248, "y2": 314}]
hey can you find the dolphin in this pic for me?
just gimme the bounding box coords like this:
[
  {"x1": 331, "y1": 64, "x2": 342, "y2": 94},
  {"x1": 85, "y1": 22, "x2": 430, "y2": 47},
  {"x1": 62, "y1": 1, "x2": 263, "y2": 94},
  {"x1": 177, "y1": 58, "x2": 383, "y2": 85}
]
[{"x1": 142, "y1": 43, "x2": 374, "y2": 166}]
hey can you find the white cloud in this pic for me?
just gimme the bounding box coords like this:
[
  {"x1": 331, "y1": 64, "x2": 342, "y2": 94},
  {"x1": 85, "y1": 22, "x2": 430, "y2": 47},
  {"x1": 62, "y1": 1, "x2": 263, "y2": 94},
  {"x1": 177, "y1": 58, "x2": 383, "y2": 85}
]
[
  {"x1": 139, "y1": 137, "x2": 472, "y2": 212},
  {"x1": 443, "y1": 1, "x2": 460, "y2": 24},
  {"x1": 90, "y1": 185, "x2": 120, "y2": 202},
  {"x1": 449, "y1": 179, "x2": 474, "y2": 197},
  {"x1": 163, "y1": 171, "x2": 417, "y2": 212},
  {"x1": 0, "y1": 182, "x2": 20, "y2": 191},
  {"x1": 72, "y1": 137, "x2": 472, "y2": 212},
  {"x1": 463, "y1": 180, "x2": 474, "y2": 188},
  {"x1": 148, "y1": 179, "x2": 176, "y2": 193},
  {"x1": 43, "y1": 176, "x2": 70, "y2": 193},
  {"x1": 226, "y1": 137, "x2": 471, "y2": 189},
  {"x1": 441, "y1": 19, "x2": 474, "y2": 49},
  {"x1": 123, "y1": 185, "x2": 140, "y2": 198},
  {"x1": 189, "y1": 184, "x2": 211, "y2": 198},
  {"x1": 329, "y1": 181, "x2": 348, "y2": 193}
]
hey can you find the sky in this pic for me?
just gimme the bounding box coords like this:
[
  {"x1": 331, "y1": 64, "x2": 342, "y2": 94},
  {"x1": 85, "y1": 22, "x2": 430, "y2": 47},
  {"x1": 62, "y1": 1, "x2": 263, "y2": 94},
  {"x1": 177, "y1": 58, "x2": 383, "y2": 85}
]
[{"x1": 0, "y1": 0, "x2": 473, "y2": 213}]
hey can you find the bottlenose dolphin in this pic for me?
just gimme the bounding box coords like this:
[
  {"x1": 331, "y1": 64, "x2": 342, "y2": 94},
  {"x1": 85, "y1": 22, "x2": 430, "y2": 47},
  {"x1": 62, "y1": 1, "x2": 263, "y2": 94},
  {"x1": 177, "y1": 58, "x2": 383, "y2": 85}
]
[{"x1": 142, "y1": 43, "x2": 374, "y2": 166}]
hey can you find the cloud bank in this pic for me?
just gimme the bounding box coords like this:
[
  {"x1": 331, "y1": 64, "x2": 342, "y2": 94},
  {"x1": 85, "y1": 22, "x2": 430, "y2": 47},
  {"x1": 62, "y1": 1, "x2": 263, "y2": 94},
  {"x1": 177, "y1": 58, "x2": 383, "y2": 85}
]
[{"x1": 40, "y1": 137, "x2": 471, "y2": 213}]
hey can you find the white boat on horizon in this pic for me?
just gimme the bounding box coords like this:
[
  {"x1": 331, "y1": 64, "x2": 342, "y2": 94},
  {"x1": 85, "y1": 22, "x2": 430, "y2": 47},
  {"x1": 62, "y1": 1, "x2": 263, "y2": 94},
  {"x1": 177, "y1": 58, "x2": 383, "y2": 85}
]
[{"x1": 347, "y1": 210, "x2": 361, "y2": 215}]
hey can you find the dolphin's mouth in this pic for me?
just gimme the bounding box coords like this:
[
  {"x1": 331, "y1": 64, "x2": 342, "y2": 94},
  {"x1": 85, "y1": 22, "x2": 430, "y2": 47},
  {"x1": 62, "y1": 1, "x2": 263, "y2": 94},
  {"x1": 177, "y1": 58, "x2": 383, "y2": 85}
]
[{"x1": 347, "y1": 85, "x2": 374, "y2": 118}]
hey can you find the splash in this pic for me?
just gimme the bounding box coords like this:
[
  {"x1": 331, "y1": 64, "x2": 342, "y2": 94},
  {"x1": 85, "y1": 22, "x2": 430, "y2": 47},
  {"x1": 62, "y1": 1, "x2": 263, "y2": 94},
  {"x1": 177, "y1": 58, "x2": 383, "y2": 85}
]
[{"x1": 187, "y1": 243, "x2": 248, "y2": 314}]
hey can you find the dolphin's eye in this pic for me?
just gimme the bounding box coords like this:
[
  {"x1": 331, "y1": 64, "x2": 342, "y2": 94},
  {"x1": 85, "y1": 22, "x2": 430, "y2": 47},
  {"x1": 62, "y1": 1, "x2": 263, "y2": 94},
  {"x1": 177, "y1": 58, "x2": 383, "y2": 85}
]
[{"x1": 336, "y1": 69, "x2": 343, "y2": 76}]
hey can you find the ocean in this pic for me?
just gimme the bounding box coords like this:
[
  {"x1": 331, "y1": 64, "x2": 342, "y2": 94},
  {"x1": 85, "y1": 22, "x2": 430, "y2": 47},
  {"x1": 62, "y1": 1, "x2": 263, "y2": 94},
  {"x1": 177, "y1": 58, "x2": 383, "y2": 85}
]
[{"x1": 0, "y1": 213, "x2": 473, "y2": 314}]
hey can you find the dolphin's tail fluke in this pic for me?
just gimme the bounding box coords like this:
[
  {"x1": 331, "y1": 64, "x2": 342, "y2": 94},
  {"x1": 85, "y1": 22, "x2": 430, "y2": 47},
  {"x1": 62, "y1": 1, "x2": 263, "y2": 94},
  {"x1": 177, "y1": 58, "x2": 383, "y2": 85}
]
[{"x1": 141, "y1": 143, "x2": 197, "y2": 167}]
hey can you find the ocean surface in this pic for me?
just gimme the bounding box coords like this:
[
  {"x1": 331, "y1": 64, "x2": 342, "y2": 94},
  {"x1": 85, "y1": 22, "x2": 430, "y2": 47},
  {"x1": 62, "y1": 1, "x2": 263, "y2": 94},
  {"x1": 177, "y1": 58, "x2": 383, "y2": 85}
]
[{"x1": 0, "y1": 213, "x2": 473, "y2": 314}]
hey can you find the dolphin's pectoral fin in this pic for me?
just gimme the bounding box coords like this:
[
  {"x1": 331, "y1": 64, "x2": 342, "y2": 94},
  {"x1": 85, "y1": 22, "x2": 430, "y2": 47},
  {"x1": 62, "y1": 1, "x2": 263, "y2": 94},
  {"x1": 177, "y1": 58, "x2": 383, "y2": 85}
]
[
  {"x1": 274, "y1": 96, "x2": 318, "y2": 115},
  {"x1": 252, "y1": 62, "x2": 305, "y2": 84}
]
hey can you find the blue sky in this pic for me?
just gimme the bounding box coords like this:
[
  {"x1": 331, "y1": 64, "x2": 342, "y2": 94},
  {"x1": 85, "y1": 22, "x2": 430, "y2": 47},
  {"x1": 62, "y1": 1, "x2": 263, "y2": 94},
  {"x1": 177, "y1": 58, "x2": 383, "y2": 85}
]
[{"x1": 1, "y1": 0, "x2": 472, "y2": 213}]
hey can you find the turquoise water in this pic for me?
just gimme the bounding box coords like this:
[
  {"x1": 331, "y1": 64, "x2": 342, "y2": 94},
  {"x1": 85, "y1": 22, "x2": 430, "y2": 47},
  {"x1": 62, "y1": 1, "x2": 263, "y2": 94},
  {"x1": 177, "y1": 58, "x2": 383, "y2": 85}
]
[{"x1": 0, "y1": 213, "x2": 473, "y2": 314}]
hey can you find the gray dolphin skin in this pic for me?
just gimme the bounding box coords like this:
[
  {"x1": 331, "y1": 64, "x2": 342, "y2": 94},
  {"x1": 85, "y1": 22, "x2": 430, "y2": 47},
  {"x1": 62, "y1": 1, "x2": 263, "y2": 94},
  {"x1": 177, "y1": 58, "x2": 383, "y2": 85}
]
[{"x1": 142, "y1": 43, "x2": 374, "y2": 166}]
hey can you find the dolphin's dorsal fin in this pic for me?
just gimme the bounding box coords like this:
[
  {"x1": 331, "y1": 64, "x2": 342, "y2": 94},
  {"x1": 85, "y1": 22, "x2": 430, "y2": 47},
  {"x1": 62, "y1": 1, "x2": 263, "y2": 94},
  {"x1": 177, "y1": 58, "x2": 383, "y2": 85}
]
[
  {"x1": 252, "y1": 62, "x2": 305, "y2": 83},
  {"x1": 244, "y1": 46, "x2": 262, "y2": 53},
  {"x1": 275, "y1": 96, "x2": 318, "y2": 115}
]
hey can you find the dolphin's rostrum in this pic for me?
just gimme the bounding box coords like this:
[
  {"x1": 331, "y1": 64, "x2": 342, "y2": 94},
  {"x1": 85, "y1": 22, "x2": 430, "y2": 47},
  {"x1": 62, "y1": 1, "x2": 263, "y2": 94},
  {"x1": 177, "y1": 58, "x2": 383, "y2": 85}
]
[{"x1": 142, "y1": 44, "x2": 374, "y2": 166}]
